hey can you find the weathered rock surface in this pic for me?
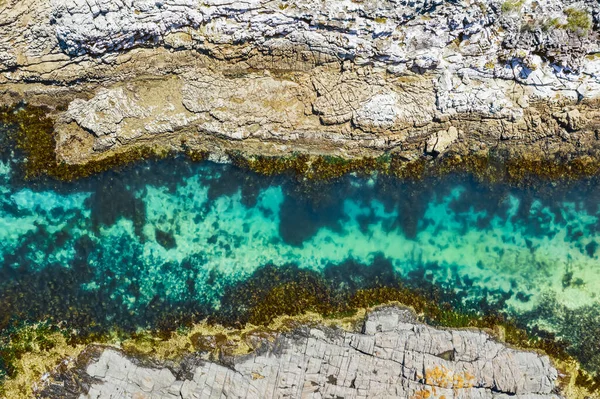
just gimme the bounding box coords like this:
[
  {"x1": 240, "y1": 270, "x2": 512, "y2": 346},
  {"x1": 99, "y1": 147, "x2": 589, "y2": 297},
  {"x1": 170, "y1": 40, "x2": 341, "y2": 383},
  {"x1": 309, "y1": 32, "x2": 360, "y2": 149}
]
[
  {"x1": 42, "y1": 307, "x2": 563, "y2": 398},
  {"x1": 1, "y1": 0, "x2": 600, "y2": 166}
]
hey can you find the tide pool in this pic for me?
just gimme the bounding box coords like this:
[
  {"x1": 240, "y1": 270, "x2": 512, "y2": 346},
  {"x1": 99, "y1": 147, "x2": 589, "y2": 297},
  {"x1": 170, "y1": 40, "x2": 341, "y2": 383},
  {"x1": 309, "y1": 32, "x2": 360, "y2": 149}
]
[{"x1": 1, "y1": 155, "x2": 600, "y2": 371}]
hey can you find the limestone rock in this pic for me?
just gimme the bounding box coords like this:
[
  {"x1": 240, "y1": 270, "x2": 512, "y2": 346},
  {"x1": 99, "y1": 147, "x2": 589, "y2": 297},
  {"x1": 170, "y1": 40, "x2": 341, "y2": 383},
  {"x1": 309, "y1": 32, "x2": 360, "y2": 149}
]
[
  {"x1": 45, "y1": 306, "x2": 562, "y2": 399},
  {"x1": 0, "y1": 0, "x2": 600, "y2": 165},
  {"x1": 554, "y1": 108, "x2": 585, "y2": 132},
  {"x1": 427, "y1": 126, "x2": 459, "y2": 154},
  {"x1": 65, "y1": 88, "x2": 150, "y2": 137}
]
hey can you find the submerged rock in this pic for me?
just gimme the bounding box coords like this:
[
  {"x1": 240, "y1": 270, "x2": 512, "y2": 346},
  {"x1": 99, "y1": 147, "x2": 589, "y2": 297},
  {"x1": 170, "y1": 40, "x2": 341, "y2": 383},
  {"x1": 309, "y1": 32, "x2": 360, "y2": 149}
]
[{"x1": 47, "y1": 307, "x2": 562, "y2": 398}]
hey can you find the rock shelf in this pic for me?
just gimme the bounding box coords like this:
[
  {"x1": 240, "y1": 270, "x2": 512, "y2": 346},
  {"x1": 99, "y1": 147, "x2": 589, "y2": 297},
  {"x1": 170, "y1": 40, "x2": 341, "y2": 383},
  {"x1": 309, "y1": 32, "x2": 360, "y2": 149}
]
[{"x1": 54, "y1": 307, "x2": 562, "y2": 399}]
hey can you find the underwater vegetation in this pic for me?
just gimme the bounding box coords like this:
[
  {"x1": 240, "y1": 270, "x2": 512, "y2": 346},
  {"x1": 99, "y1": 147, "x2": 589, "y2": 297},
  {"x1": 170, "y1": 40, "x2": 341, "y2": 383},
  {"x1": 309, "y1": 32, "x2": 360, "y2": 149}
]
[
  {"x1": 1, "y1": 261, "x2": 598, "y2": 397},
  {"x1": 3, "y1": 103, "x2": 600, "y2": 185},
  {"x1": 2, "y1": 104, "x2": 600, "y2": 397}
]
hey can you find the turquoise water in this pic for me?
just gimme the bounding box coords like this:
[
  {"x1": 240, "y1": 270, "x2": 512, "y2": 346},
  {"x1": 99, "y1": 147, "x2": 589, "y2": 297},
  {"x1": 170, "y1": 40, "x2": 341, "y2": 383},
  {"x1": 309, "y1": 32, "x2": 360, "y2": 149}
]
[{"x1": 1, "y1": 154, "x2": 600, "y2": 370}]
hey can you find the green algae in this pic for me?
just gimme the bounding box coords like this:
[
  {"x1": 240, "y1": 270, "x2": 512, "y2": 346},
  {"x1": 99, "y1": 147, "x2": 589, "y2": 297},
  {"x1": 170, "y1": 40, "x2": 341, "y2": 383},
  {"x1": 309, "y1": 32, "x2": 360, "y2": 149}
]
[
  {"x1": 0, "y1": 323, "x2": 59, "y2": 379},
  {"x1": 0, "y1": 322, "x2": 86, "y2": 398},
  {"x1": 564, "y1": 7, "x2": 593, "y2": 35},
  {"x1": 227, "y1": 152, "x2": 390, "y2": 181}
]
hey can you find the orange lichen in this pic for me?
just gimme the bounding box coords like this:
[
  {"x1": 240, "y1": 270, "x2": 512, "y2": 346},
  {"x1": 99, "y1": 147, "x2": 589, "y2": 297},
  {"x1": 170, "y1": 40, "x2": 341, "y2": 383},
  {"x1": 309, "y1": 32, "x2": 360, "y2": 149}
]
[
  {"x1": 424, "y1": 366, "x2": 475, "y2": 390},
  {"x1": 425, "y1": 365, "x2": 454, "y2": 388},
  {"x1": 453, "y1": 371, "x2": 475, "y2": 389},
  {"x1": 412, "y1": 389, "x2": 432, "y2": 399}
]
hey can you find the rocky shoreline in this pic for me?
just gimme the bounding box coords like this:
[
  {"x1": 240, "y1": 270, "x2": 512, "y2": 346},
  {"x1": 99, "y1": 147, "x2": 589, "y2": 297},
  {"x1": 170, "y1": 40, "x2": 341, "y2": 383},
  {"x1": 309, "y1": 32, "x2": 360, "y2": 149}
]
[
  {"x1": 0, "y1": 0, "x2": 599, "y2": 174},
  {"x1": 39, "y1": 306, "x2": 565, "y2": 399},
  {"x1": 1, "y1": 0, "x2": 600, "y2": 397}
]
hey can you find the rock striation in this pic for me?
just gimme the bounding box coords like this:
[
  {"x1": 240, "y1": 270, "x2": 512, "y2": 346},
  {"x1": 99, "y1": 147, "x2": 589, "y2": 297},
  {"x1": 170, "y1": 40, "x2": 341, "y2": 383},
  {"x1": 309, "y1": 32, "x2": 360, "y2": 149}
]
[
  {"x1": 0, "y1": 0, "x2": 600, "y2": 167},
  {"x1": 43, "y1": 307, "x2": 563, "y2": 399}
]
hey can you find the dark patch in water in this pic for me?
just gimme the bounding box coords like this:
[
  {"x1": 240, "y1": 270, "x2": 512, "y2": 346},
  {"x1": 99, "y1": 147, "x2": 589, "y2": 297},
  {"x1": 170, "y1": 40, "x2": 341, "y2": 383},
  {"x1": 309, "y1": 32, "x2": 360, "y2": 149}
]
[
  {"x1": 155, "y1": 229, "x2": 177, "y2": 249},
  {"x1": 586, "y1": 241, "x2": 598, "y2": 258},
  {"x1": 515, "y1": 292, "x2": 531, "y2": 302},
  {"x1": 563, "y1": 271, "x2": 574, "y2": 289},
  {"x1": 278, "y1": 192, "x2": 344, "y2": 246},
  {"x1": 323, "y1": 255, "x2": 400, "y2": 292},
  {"x1": 86, "y1": 173, "x2": 146, "y2": 236}
]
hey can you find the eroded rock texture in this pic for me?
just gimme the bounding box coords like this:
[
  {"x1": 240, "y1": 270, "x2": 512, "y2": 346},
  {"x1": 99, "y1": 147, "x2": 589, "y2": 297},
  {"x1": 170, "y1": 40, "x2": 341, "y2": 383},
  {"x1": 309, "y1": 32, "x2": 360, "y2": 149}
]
[
  {"x1": 0, "y1": 0, "x2": 600, "y2": 165},
  {"x1": 44, "y1": 307, "x2": 562, "y2": 399}
]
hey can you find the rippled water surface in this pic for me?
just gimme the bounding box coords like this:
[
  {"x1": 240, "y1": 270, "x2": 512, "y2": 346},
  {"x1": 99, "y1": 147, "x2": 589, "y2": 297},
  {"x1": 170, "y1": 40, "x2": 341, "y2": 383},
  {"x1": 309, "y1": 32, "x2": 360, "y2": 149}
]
[{"x1": 2, "y1": 153, "x2": 600, "y2": 370}]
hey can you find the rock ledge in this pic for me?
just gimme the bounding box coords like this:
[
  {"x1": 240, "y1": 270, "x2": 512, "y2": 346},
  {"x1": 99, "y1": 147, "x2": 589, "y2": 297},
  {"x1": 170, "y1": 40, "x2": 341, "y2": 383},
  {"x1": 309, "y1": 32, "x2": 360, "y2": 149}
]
[{"x1": 47, "y1": 307, "x2": 562, "y2": 399}]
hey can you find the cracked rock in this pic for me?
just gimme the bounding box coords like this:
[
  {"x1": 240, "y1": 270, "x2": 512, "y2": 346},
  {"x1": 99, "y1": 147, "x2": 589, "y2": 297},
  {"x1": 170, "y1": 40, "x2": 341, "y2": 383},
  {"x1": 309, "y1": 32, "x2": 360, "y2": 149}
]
[
  {"x1": 0, "y1": 0, "x2": 599, "y2": 166},
  {"x1": 426, "y1": 126, "x2": 459, "y2": 154},
  {"x1": 46, "y1": 307, "x2": 562, "y2": 399}
]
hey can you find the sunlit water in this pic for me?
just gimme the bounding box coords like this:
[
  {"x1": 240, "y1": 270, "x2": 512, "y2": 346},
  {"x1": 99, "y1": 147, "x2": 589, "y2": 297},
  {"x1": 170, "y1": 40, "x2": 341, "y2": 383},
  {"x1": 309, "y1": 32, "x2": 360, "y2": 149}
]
[{"x1": 1, "y1": 154, "x2": 600, "y2": 369}]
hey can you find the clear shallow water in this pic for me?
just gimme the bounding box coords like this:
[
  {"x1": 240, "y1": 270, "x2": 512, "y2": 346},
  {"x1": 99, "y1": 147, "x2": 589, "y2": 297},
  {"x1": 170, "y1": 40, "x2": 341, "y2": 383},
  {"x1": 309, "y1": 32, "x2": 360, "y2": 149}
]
[{"x1": 1, "y1": 155, "x2": 600, "y2": 369}]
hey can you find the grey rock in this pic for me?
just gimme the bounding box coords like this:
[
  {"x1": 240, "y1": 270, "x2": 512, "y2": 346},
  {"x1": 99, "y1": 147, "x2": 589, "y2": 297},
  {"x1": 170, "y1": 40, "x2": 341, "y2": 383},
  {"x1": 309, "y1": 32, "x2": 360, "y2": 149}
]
[{"x1": 65, "y1": 307, "x2": 562, "y2": 399}]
